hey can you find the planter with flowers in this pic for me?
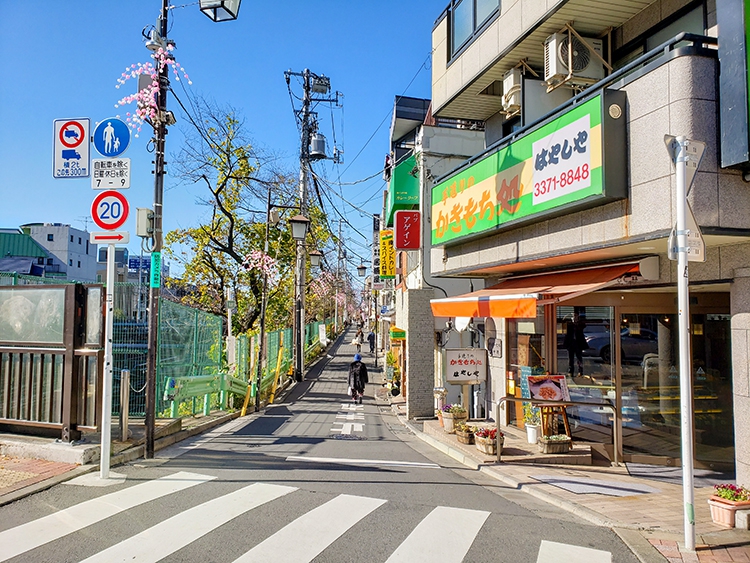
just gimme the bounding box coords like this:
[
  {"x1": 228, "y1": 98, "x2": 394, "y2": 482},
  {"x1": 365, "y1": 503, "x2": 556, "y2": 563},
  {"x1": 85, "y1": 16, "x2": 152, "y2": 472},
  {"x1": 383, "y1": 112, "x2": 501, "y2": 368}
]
[
  {"x1": 707, "y1": 484, "x2": 750, "y2": 528},
  {"x1": 474, "y1": 427, "x2": 503, "y2": 455},
  {"x1": 455, "y1": 422, "x2": 476, "y2": 444},
  {"x1": 523, "y1": 402, "x2": 541, "y2": 444},
  {"x1": 442, "y1": 404, "x2": 468, "y2": 434},
  {"x1": 539, "y1": 434, "x2": 572, "y2": 454}
]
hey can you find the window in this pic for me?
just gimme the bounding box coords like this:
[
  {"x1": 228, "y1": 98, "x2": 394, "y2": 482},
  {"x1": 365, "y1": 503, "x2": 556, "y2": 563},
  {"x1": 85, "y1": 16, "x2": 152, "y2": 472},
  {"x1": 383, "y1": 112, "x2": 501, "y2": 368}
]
[
  {"x1": 47, "y1": 258, "x2": 53, "y2": 266},
  {"x1": 37, "y1": 257, "x2": 44, "y2": 264},
  {"x1": 47, "y1": 234, "x2": 54, "y2": 241},
  {"x1": 69, "y1": 259, "x2": 73, "y2": 266},
  {"x1": 78, "y1": 237, "x2": 82, "y2": 244},
  {"x1": 70, "y1": 235, "x2": 74, "y2": 242},
  {"x1": 86, "y1": 241, "x2": 89, "y2": 254},
  {"x1": 77, "y1": 261, "x2": 81, "y2": 268},
  {"x1": 450, "y1": 0, "x2": 500, "y2": 57}
]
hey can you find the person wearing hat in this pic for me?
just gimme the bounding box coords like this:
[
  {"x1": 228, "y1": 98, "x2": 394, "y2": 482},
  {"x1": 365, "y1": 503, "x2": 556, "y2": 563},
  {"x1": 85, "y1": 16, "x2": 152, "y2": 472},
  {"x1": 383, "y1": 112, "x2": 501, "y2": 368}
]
[{"x1": 348, "y1": 353, "x2": 369, "y2": 404}]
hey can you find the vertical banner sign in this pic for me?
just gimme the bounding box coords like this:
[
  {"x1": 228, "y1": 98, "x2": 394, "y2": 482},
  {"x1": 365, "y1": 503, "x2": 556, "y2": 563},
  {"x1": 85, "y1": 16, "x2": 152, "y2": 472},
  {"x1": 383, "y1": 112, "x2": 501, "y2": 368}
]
[
  {"x1": 372, "y1": 215, "x2": 384, "y2": 289},
  {"x1": 150, "y1": 252, "x2": 162, "y2": 288},
  {"x1": 394, "y1": 210, "x2": 421, "y2": 249},
  {"x1": 379, "y1": 229, "x2": 395, "y2": 279}
]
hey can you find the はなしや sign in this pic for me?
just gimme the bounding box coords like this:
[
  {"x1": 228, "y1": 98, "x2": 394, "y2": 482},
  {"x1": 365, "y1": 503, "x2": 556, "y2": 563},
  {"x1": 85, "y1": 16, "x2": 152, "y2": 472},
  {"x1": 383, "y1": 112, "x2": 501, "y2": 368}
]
[
  {"x1": 394, "y1": 210, "x2": 421, "y2": 250},
  {"x1": 91, "y1": 190, "x2": 129, "y2": 230}
]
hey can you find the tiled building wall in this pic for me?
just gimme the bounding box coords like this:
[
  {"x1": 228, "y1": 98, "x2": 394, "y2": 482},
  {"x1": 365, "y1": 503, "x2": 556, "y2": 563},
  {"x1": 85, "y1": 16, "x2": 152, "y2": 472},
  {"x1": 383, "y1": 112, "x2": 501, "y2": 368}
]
[{"x1": 404, "y1": 288, "x2": 437, "y2": 419}]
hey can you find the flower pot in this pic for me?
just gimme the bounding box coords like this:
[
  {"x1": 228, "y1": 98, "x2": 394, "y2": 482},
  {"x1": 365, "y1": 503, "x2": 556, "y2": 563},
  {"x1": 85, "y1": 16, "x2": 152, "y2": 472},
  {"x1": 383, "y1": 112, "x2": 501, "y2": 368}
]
[
  {"x1": 442, "y1": 411, "x2": 468, "y2": 434},
  {"x1": 538, "y1": 439, "x2": 572, "y2": 454},
  {"x1": 475, "y1": 435, "x2": 502, "y2": 456},
  {"x1": 456, "y1": 429, "x2": 474, "y2": 444},
  {"x1": 526, "y1": 424, "x2": 539, "y2": 444},
  {"x1": 707, "y1": 496, "x2": 750, "y2": 528}
]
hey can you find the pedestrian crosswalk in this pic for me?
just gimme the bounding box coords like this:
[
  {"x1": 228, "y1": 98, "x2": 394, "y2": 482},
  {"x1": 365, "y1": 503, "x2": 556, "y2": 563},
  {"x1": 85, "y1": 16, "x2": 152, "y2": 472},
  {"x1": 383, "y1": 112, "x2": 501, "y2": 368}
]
[{"x1": 0, "y1": 471, "x2": 615, "y2": 563}]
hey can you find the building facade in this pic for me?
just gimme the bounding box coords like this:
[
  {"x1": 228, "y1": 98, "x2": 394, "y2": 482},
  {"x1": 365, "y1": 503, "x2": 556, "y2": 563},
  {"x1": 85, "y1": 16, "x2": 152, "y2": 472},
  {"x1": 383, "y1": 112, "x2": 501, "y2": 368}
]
[
  {"x1": 424, "y1": 0, "x2": 750, "y2": 482},
  {"x1": 21, "y1": 223, "x2": 98, "y2": 282}
]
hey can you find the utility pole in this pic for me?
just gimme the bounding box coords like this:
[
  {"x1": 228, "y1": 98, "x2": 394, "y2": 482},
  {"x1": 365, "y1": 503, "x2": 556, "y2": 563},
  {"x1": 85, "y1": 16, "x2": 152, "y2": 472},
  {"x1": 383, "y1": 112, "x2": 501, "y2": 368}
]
[
  {"x1": 144, "y1": 0, "x2": 169, "y2": 460},
  {"x1": 334, "y1": 220, "x2": 342, "y2": 333}
]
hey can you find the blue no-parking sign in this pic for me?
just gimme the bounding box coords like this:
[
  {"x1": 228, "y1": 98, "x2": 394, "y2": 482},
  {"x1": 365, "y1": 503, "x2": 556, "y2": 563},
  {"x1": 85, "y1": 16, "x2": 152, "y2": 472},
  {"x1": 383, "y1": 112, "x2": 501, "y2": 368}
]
[{"x1": 93, "y1": 117, "x2": 130, "y2": 157}]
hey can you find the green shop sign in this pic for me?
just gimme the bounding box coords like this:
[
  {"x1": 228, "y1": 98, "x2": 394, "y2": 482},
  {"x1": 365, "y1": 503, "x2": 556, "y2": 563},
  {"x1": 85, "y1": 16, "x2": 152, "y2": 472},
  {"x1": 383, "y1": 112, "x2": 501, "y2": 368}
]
[
  {"x1": 386, "y1": 153, "x2": 419, "y2": 226},
  {"x1": 431, "y1": 90, "x2": 627, "y2": 246}
]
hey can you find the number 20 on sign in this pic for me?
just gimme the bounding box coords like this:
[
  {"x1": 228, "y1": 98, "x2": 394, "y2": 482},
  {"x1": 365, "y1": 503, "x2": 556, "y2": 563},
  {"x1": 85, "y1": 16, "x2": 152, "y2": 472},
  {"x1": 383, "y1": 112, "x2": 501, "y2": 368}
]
[{"x1": 91, "y1": 190, "x2": 129, "y2": 230}]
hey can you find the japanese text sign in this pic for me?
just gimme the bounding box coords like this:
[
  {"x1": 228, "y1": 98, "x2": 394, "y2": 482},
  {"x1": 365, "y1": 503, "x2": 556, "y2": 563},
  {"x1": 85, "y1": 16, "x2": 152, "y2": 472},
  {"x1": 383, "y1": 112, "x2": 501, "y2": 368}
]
[
  {"x1": 394, "y1": 210, "x2": 421, "y2": 250},
  {"x1": 445, "y1": 348, "x2": 487, "y2": 384},
  {"x1": 431, "y1": 91, "x2": 627, "y2": 246},
  {"x1": 379, "y1": 229, "x2": 395, "y2": 279}
]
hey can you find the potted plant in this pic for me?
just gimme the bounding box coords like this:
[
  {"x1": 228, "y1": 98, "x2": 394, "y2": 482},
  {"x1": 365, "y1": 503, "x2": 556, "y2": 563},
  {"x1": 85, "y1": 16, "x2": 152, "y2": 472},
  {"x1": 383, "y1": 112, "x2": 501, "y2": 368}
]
[
  {"x1": 474, "y1": 427, "x2": 503, "y2": 455},
  {"x1": 707, "y1": 484, "x2": 750, "y2": 528},
  {"x1": 441, "y1": 404, "x2": 468, "y2": 433},
  {"x1": 539, "y1": 433, "x2": 572, "y2": 454},
  {"x1": 455, "y1": 422, "x2": 476, "y2": 444},
  {"x1": 523, "y1": 403, "x2": 541, "y2": 444}
]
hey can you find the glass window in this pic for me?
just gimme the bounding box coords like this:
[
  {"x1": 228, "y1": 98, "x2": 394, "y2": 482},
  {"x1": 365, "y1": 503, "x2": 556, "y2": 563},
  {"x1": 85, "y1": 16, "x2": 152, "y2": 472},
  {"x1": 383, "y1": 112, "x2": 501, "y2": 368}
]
[
  {"x1": 78, "y1": 237, "x2": 82, "y2": 244},
  {"x1": 452, "y1": 0, "x2": 473, "y2": 54},
  {"x1": 47, "y1": 258, "x2": 53, "y2": 266},
  {"x1": 69, "y1": 259, "x2": 73, "y2": 266},
  {"x1": 475, "y1": 0, "x2": 498, "y2": 26},
  {"x1": 70, "y1": 235, "x2": 74, "y2": 242},
  {"x1": 37, "y1": 257, "x2": 44, "y2": 264},
  {"x1": 47, "y1": 234, "x2": 54, "y2": 241},
  {"x1": 77, "y1": 261, "x2": 81, "y2": 268}
]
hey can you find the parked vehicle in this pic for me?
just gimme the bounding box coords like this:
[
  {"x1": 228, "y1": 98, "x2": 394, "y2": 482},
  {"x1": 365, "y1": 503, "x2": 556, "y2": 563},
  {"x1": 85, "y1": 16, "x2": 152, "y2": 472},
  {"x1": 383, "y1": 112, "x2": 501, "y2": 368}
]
[{"x1": 583, "y1": 328, "x2": 658, "y2": 363}]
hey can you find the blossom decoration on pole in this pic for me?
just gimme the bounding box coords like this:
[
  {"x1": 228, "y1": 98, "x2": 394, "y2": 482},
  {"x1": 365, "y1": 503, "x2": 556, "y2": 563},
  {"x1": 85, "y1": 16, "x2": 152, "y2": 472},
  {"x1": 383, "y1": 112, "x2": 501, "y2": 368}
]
[
  {"x1": 114, "y1": 45, "x2": 192, "y2": 137},
  {"x1": 242, "y1": 250, "x2": 278, "y2": 280}
]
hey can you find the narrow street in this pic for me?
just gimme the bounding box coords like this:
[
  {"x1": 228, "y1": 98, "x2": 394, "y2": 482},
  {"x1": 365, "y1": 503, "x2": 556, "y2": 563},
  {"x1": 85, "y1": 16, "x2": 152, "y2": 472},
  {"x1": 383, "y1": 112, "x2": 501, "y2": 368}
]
[{"x1": 0, "y1": 332, "x2": 638, "y2": 563}]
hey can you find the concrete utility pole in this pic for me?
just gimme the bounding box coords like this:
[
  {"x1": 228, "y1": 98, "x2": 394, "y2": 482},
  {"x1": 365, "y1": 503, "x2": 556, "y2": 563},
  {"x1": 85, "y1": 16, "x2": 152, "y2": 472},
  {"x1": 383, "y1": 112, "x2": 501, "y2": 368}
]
[{"x1": 144, "y1": 0, "x2": 170, "y2": 459}]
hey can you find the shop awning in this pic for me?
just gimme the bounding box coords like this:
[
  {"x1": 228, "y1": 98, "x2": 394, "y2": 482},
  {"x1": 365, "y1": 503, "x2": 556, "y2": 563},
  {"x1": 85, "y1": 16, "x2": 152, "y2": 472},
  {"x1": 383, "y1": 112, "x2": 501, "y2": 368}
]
[{"x1": 430, "y1": 258, "x2": 657, "y2": 319}]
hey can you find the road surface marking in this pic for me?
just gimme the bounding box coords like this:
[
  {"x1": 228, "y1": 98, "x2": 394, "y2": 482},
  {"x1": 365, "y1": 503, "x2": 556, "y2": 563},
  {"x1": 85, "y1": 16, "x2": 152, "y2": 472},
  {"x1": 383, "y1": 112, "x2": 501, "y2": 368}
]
[
  {"x1": 286, "y1": 455, "x2": 440, "y2": 469},
  {"x1": 537, "y1": 540, "x2": 612, "y2": 562},
  {"x1": 0, "y1": 471, "x2": 214, "y2": 561},
  {"x1": 78, "y1": 482, "x2": 298, "y2": 563},
  {"x1": 385, "y1": 506, "x2": 490, "y2": 562},
  {"x1": 336, "y1": 412, "x2": 365, "y2": 420},
  {"x1": 339, "y1": 404, "x2": 364, "y2": 411},
  {"x1": 332, "y1": 422, "x2": 365, "y2": 434},
  {"x1": 234, "y1": 494, "x2": 386, "y2": 563}
]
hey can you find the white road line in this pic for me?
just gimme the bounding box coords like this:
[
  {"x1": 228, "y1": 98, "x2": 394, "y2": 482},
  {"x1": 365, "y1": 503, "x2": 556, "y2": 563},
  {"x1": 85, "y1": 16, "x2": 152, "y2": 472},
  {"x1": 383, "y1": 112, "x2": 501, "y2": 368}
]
[
  {"x1": 385, "y1": 506, "x2": 490, "y2": 562},
  {"x1": 286, "y1": 455, "x2": 441, "y2": 469},
  {"x1": 79, "y1": 482, "x2": 298, "y2": 563},
  {"x1": 234, "y1": 494, "x2": 386, "y2": 563},
  {"x1": 0, "y1": 471, "x2": 214, "y2": 562},
  {"x1": 331, "y1": 422, "x2": 365, "y2": 434},
  {"x1": 339, "y1": 404, "x2": 363, "y2": 411},
  {"x1": 536, "y1": 540, "x2": 612, "y2": 563}
]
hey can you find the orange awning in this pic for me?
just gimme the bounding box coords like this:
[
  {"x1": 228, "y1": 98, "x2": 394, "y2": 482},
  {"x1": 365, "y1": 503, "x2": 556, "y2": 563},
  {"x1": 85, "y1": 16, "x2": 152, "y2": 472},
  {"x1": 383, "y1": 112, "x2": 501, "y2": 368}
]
[{"x1": 430, "y1": 261, "x2": 646, "y2": 319}]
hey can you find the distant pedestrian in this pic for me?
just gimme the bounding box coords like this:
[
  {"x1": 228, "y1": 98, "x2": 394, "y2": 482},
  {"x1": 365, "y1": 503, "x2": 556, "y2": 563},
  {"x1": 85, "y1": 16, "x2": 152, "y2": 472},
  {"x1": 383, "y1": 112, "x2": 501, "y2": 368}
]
[
  {"x1": 348, "y1": 353, "x2": 369, "y2": 404},
  {"x1": 353, "y1": 328, "x2": 363, "y2": 353},
  {"x1": 367, "y1": 330, "x2": 375, "y2": 353}
]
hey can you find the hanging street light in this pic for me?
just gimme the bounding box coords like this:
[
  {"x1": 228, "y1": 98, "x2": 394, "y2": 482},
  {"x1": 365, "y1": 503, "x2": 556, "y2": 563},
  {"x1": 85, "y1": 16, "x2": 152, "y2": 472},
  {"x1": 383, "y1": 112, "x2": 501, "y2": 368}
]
[
  {"x1": 309, "y1": 250, "x2": 323, "y2": 268},
  {"x1": 199, "y1": 0, "x2": 242, "y2": 22},
  {"x1": 357, "y1": 263, "x2": 367, "y2": 277}
]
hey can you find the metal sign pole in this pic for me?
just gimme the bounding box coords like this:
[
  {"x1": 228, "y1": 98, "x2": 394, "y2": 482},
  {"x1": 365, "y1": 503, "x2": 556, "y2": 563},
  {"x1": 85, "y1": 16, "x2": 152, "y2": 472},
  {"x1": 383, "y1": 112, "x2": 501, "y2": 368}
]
[
  {"x1": 100, "y1": 243, "x2": 116, "y2": 479},
  {"x1": 675, "y1": 136, "x2": 696, "y2": 551}
]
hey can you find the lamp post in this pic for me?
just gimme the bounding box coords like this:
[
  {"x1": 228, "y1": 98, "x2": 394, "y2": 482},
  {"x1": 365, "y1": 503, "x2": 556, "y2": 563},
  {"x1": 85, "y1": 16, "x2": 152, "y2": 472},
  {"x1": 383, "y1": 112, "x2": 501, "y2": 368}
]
[
  {"x1": 289, "y1": 214, "x2": 310, "y2": 382},
  {"x1": 356, "y1": 264, "x2": 377, "y2": 368},
  {"x1": 144, "y1": 0, "x2": 241, "y2": 460}
]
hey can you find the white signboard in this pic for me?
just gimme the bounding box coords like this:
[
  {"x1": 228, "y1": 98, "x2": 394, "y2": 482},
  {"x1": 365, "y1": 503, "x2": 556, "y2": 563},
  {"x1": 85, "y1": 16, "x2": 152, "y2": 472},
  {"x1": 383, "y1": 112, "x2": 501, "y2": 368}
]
[
  {"x1": 53, "y1": 118, "x2": 90, "y2": 178},
  {"x1": 92, "y1": 158, "x2": 131, "y2": 189},
  {"x1": 445, "y1": 348, "x2": 487, "y2": 384},
  {"x1": 90, "y1": 231, "x2": 130, "y2": 244}
]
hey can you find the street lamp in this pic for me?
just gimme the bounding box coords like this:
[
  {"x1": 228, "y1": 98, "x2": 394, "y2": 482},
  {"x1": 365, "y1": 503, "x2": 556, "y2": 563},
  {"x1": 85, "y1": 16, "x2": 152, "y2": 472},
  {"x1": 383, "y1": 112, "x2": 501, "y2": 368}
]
[
  {"x1": 289, "y1": 214, "x2": 310, "y2": 382},
  {"x1": 309, "y1": 250, "x2": 323, "y2": 268},
  {"x1": 357, "y1": 263, "x2": 367, "y2": 277},
  {"x1": 199, "y1": 0, "x2": 242, "y2": 22},
  {"x1": 144, "y1": 0, "x2": 242, "y2": 460}
]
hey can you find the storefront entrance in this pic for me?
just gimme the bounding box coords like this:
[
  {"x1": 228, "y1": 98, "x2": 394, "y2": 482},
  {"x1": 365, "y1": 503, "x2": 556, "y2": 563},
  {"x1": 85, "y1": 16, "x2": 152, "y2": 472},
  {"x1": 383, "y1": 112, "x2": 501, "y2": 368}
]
[{"x1": 508, "y1": 291, "x2": 733, "y2": 470}]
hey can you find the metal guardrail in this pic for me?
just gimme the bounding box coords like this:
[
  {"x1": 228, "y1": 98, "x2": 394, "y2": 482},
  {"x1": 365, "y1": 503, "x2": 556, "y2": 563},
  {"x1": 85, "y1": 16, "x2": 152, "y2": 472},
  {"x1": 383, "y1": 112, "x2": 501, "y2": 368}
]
[{"x1": 495, "y1": 396, "x2": 619, "y2": 464}]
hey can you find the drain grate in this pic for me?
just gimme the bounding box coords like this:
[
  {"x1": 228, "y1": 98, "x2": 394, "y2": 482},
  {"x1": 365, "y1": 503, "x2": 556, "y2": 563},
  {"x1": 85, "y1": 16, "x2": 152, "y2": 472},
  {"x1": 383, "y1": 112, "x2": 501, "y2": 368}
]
[{"x1": 328, "y1": 434, "x2": 368, "y2": 441}]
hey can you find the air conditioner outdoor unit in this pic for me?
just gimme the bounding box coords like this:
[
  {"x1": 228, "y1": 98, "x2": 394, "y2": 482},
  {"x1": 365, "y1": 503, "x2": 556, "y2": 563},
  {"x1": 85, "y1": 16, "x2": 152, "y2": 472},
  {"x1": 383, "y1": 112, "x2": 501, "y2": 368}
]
[
  {"x1": 502, "y1": 68, "x2": 522, "y2": 113},
  {"x1": 544, "y1": 32, "x2": 604, "y2": 87}
]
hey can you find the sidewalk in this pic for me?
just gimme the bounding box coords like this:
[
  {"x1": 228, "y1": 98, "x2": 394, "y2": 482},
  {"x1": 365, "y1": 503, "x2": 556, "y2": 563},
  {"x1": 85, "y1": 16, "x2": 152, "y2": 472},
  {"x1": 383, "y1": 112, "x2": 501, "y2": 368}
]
[{"x1": 383, "y1": 391, "x2": 750, "y2": 563}]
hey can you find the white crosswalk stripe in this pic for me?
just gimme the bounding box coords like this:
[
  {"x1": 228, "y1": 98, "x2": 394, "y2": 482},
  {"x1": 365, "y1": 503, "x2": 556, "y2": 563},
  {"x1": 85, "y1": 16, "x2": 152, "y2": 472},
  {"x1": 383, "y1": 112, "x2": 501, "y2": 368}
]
[
  {"x1": 233, "y1": 493, "x2": 386, "y2": 563},
  {"x1": 79, "y1": 482, "x2": 298, "y2": 563},
  {"x1": 537, "y1": 540, "x2": 612, "y2": 562},
  {"x1": 385, "y1": 506, "x2": 490, "y2": 563},
  {"x1": 0, "y1": 471, "x2": 214, "y2": 562}
]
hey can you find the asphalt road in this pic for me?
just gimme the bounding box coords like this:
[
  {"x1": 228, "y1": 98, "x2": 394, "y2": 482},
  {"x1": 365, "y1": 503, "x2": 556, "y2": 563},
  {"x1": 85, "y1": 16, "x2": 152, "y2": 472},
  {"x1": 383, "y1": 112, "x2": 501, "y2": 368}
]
[{"x1": 0, "y1": 352, "x2": 641, "y2": 563}]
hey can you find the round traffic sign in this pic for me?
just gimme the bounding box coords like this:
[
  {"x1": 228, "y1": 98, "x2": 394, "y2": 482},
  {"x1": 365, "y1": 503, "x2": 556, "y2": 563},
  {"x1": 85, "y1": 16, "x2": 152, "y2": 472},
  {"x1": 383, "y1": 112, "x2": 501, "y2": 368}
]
[
  {"x1": 93, "y1": 117, "x2": 130, "y2": 157},
  {"x1": 59, "y1": 121, "x2": 85, "y2": 148},
  {"x1": 91, "y1": 190, "x2": 129, "y2": 230}
]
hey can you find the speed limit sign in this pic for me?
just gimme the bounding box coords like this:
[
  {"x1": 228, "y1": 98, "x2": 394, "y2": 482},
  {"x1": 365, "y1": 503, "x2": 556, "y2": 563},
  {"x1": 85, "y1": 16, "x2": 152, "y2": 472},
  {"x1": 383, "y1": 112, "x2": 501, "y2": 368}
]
[{"x1": 91, "y1": 190, "x2": 129, "y2": 230}]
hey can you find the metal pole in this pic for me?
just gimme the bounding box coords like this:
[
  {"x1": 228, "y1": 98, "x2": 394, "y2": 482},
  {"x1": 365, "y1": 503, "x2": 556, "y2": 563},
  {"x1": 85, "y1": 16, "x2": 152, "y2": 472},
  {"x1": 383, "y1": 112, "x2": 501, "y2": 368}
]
[
  {"x1": 100, "y1": 243, "x2": 116, "y2": 479},
  {"x1": 145, "y1": 0, "x2": 169, "y2": 459},
  {"x1": 374, "y1": 291, "x2": 378, "y2": 368},
  {"x1": 119, "y1": 369, "x2": 130, "y2": 442},
  {"x1": 675, "y1": 136, "x2": 696, "y2": 551},
  {"x1": 256, "y1": 188, "x2": 271, "y2": 411}
]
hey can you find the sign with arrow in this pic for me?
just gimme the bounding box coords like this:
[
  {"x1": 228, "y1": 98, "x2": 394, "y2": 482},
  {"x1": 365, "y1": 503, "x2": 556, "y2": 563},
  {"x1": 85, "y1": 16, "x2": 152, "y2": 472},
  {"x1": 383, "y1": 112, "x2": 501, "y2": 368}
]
[{"x1": 90, "y1": 231, "x2": 130, "y2": 244}]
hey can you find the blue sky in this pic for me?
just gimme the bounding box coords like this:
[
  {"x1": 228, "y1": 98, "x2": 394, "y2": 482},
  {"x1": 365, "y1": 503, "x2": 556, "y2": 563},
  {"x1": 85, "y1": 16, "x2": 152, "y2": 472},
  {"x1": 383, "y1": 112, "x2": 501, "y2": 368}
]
[{"x1": 0, "y1": 1, "x2": 439, "y2": 276}]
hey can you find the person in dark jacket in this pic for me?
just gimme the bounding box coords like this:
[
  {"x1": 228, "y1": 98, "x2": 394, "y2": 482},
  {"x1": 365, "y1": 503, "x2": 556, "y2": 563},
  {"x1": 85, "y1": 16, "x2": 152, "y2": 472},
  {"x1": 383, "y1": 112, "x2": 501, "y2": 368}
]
[
  {"x1": 563, "y1": 311, "x2": 587, "y2": 376},
  {"x1": 348, "y1": 353, "x2": 369, "y2": 404},
  {"x1": 367, "y1": 330, "x2": 375, "y2": 353}
]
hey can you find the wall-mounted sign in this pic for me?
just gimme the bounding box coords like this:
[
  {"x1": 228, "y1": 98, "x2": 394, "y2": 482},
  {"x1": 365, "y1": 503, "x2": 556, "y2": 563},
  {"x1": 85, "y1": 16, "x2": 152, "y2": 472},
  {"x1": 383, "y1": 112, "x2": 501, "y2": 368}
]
[
  {"x1": 431, "y1": 90, "x2": 626, "y2": 246},
  {"x1": 394, "y1": 210, "x2": 421, "y2": 250},
  {"x1": 445, "y1": 348, "x2": 487, "y2": 384},
  {"x1": 372, "y1": 214, "x2": 384, "y2": 289},
  {"x1": 379, "y1": 229, "x2": 395, "y2": 279},
  {"x1": 390, "y1": 326, "x2": 406, "y2": 340},
  {"x1": 386, "y1": 153, "x2": 420, "y2": 225}
]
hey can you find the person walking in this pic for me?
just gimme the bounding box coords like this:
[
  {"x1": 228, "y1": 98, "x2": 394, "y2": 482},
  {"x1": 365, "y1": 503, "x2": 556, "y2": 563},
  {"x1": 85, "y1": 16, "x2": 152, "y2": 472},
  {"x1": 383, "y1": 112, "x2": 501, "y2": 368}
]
[
  {"x1": 348, "y1": 353, "x2": 369, "y2": 404},
  {"x1": 367, "y1": 330, "x2": 375, "y2": 354},
  {"x1": 353, "y1": 328, "x2": 363, "y2": 353}
]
